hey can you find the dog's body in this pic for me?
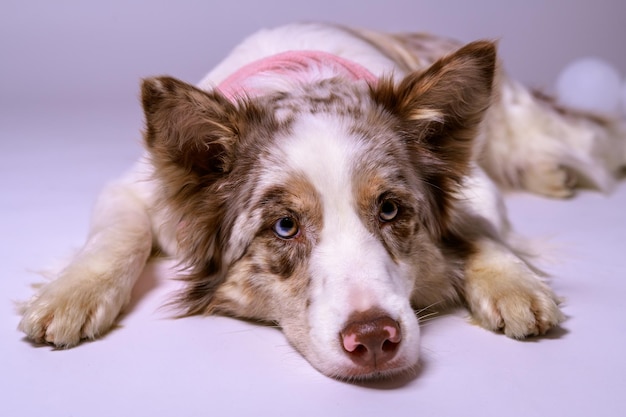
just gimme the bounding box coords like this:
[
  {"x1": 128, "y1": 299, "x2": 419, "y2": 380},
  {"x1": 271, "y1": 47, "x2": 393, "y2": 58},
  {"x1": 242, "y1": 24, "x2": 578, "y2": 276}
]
[{"x1": 18, "y1": 23, "x2": 625, "y2": 380}]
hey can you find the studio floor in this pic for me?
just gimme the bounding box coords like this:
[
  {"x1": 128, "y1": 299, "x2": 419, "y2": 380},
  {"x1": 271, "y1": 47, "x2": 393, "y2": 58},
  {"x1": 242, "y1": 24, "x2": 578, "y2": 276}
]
[{"x1": 1, "y1": 99, "x2": 625, "y2": 417}]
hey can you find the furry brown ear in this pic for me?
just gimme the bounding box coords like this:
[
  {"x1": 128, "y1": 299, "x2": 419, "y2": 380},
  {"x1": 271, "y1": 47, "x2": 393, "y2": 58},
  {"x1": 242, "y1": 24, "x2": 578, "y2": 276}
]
[
  {"x1": 141, "y1": 77, "x2": 245, "y2": 316},
  {"x1": 372, "y1": 41, "x2": 497, "y2": 235},
  {"x1": 373, "y1": 40, "x2": 496, "y2": 171},
  {"x1": 141, "y1": 76, "x2": 239, "y2": 177}
]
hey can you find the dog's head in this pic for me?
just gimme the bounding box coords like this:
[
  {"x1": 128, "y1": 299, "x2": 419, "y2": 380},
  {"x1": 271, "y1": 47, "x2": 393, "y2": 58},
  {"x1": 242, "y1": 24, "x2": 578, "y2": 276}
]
[{"x1": 141, "y1": 41, "x2": 495, "y2": 380}]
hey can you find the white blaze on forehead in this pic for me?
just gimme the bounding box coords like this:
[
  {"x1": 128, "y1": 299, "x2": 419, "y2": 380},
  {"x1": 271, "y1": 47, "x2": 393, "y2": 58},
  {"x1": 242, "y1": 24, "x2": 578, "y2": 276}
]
[
  {"x1": 279, "y1": 114, "x2": 406, "y2": 306},
  {"x1": 280, "y1": 114, "x2": 361, "y2": 210},
  {"x1": 279, "y1": 114, "x2": 380, "y2": 273}
]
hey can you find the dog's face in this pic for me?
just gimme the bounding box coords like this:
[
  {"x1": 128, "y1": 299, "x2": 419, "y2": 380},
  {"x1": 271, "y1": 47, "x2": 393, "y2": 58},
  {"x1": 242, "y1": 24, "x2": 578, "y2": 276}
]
[{"x1": 142, "y1": 42, "x2": 495, "y2": 380}]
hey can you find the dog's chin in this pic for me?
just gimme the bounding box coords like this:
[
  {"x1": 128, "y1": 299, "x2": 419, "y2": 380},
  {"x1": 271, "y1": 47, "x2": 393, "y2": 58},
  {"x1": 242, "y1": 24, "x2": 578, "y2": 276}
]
[
  {"x1": 305, "y1": 350, "x2": 420, "y2": 383},
  {"x1": 321, "y1": 358, "x2": 421, "y2": 383}
]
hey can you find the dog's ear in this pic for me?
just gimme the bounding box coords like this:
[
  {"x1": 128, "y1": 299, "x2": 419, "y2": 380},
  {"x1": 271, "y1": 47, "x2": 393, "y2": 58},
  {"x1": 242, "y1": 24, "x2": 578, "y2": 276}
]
[
  {"x1": 141, "y1": 76, "x2": 239, "y2": 178},
  {"x1": 372, "y1": 40, "x2": 496, "y2": 173},
  {"x1": 372, "y1": 41, "x2": 496, "y2": 235},
  {"x1": 141, "y1": 77, "x2": 241, "y2": 308}
]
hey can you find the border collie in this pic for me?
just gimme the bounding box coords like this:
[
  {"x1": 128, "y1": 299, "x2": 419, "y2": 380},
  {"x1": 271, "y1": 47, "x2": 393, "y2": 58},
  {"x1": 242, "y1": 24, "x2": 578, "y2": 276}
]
[{"x1": 18, "y1": 23, "x2": 625, "y2": 380}]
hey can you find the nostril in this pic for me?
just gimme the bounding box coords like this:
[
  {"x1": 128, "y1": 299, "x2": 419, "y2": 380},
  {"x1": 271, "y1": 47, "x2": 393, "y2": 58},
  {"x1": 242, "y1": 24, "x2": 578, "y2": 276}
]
[
  {"x1": 352, "y1": 344, "x2": 368, "y2": 356},
  {"x1": 340, "y1": 312, "x2": 402, "y2": 368},
  {"x1": 382, "y1": 338, "x2": 400, "y2": 353}
]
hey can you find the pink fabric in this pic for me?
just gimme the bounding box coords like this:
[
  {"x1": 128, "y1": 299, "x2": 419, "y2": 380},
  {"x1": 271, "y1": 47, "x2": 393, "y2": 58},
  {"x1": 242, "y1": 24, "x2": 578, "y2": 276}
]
[{"x1": 216, "y1": 50, "x2": 377, "y2": 100}]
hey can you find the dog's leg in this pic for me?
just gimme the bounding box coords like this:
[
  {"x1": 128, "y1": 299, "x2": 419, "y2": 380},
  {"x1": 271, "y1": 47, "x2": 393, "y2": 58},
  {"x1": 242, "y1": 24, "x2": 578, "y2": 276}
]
[
  {"x1": 454, "y1": 167, "x2": 564, "y2": 338},
  {"x1": 480, "y1": 77, "x2": 626, "y2": 197},
  {"x1": 463, "y1": 238, "x2": 564, "y2": 338},
  {"x1": 18, "y1": 177, "x2": 153, "y2": 347}
]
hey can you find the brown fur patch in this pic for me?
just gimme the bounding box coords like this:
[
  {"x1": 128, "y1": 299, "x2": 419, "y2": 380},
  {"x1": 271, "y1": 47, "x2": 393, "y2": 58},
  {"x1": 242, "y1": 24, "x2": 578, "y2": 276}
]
[
  {"x1": 141, "y1": 76, "x2": 290, "y2": 316},
  {"x1": 204, "y1": 174, "x2": 323, "y2": 322},
  {"x1": 249, "y1": 175, "x2": 323, "y2": 279},
  {"x1": 370, "y1": 41, "x2": 496, "y2": 237},
  {"x1": 271, "y1": 78, "x2": 370, "y2": 118},
  {"x1": 352, "y1": 159, "x2": 422, "y2": 261}
]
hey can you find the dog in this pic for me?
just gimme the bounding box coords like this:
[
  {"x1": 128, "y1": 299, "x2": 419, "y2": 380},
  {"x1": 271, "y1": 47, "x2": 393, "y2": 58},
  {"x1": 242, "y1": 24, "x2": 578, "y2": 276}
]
[{"x1": 18, "y1": 23, "x2": 625, "y2": 380}]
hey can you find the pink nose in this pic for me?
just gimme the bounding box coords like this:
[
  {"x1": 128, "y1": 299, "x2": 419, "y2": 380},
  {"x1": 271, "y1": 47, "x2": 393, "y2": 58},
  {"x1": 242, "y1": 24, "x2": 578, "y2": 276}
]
[{"x1": 340, "y1": 311, "x2": 402, "y2": 368}]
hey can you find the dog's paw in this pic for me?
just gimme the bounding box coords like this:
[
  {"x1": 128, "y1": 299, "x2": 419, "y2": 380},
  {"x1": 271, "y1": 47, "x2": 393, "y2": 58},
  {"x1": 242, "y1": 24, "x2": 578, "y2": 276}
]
[
  {"x1": 18, "y1": 269, "x2": 128, "y2": 348},
  {"x1": 469, "y1": 279, "x2": 564, "y2": 339},
  {"x1": 465, "y1": 247, "x2": 565, "y2": 339},
  {"x1": 520, "y1": 161, "x2": 577, "y2": 198}
]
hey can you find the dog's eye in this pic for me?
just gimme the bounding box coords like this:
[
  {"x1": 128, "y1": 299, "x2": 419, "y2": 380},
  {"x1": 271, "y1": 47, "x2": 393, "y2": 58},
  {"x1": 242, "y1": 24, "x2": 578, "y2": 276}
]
[
  {"x1": 379, "y1": 200, "x2": 399, "y2": 222},
  {"x1": 273, "y1": 217, "x2": 300, "y2": 239}
]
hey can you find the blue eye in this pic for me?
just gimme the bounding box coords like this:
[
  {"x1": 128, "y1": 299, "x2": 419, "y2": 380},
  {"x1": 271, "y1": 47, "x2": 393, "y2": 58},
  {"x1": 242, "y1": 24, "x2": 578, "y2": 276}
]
[
  {"x1": 273, "y1": 217, "x2": 299, "y2": 239},
  {"x1": 379, "y1": 200, "x2": 399, "y2": 222}
]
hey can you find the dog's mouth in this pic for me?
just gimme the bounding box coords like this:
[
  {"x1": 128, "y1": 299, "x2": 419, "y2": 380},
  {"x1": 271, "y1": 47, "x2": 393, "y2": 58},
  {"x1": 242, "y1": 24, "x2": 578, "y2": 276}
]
[{"x1": 329, "y1": 355, "x2": 421, "y2": 383}]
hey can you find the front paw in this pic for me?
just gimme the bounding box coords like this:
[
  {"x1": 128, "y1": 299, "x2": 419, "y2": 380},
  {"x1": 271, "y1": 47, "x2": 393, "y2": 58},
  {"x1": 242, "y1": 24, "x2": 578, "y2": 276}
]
[
  {"x1": 468, "y1": 277, "x2": 564, "y2": 339},
  {"x1": 18, "y1": 270, "x2": 128, "y2": 348}
]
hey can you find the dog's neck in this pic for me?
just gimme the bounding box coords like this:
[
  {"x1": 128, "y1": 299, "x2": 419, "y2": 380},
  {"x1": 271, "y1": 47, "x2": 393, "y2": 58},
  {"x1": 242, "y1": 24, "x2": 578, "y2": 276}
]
[{"x1": 216, "y1": 51, "x2": 378, "y2": 100}]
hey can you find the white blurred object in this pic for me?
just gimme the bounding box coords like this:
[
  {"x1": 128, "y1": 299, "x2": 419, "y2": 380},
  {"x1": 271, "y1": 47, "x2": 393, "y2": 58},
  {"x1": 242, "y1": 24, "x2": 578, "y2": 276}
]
[{"x1": 555, "y1": 57, "x2": 623, "y2": 118}]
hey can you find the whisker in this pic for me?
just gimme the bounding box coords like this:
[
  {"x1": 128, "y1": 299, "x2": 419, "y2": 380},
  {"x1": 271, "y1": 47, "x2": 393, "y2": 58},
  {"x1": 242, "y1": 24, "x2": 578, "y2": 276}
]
[
  {"x1": 417, "y1": 311, "x2": 441, "y2": 323},
  {"x1": 414, "y1": 300, "x2": 444, "y2": 317}
]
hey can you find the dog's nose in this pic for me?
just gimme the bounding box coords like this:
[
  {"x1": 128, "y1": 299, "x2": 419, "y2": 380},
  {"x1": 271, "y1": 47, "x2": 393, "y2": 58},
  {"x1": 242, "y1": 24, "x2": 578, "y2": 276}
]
[{"x1": 340, "y1": 311, "x2": 402, "y2": 368}]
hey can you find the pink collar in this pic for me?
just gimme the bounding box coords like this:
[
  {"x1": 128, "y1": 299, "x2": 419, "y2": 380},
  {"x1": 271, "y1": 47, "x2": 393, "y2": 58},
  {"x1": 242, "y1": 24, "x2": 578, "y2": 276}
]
[{"x1": 216, "y1": 50, "x2": 378, "y2": 100}]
